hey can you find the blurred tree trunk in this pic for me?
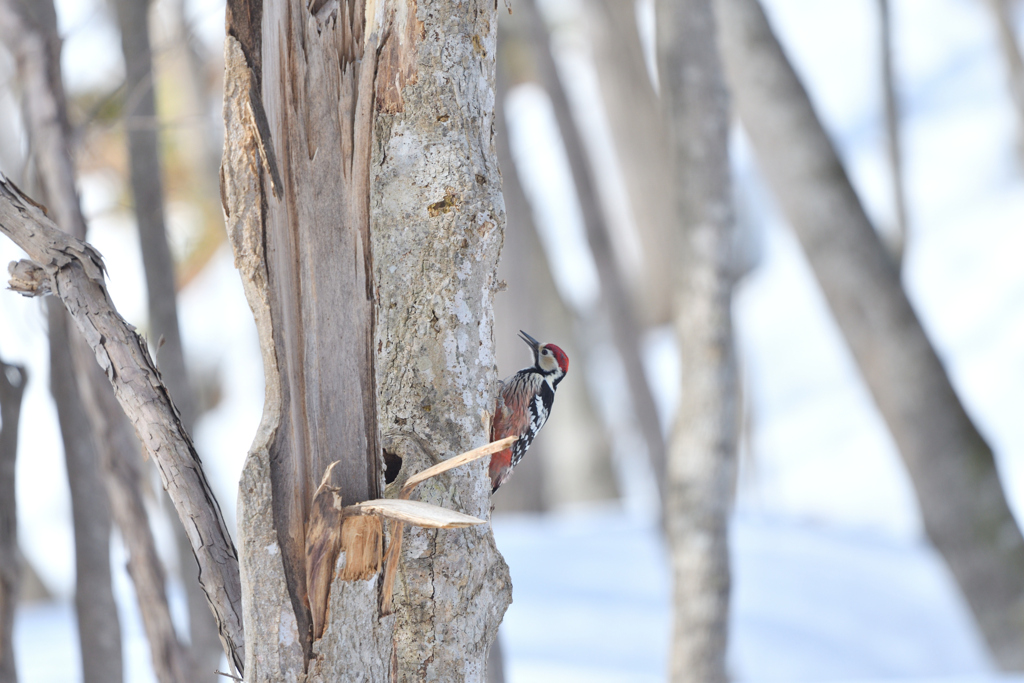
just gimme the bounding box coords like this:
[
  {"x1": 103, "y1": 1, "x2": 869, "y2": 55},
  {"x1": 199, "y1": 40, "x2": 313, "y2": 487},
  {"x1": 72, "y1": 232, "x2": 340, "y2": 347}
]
[
  {"x1": 47, "y1": 306, "x2": 125, "y2": 683},
  {"x1": 221, "y1": 0, "x2": 510, "y2": 677},
  {"x1": 586, "y1": 0, "x2": 675, "y2": 326},
  {"x1": 0, "y1": 4, "x2": 125, "y2": 682},
  {"x1": 521, "y1": 0, "x2": 668, "y2": 501},
  {"x1": 0, "y1": 358, "x2": 26, "y2": 683},
  {"x1": 493, "y1": 24, "x2": 618, "y2": 511},
  {"x1": 163, "y1": 0, "x2": 229, "y2": 284},
  {"x1": 69, "y1": 341, "x2": 194, "y2": 683},
  {"x1": 878, "y1": 0, "x2": 907, "y2": 264},
  {"x1": 110, "y1": 0, "x2": 223, "y2": 676},
  {"x1": 658, "y1": 0, "x2": 738, "y2": 681},
  {"x1": 987, "y1": 0, "x2": 1024, "y2": 163},
  {"x1": 716, "y1": 0, "x2": 1024, "y2": 669},
  {"x1": 486, "y1": 637, "x2": 506, "y2": 683},
  {"x1": 2, "y1": 0, "x2": 197, "y2": 679},
  {"x1": 493, "y1": 59, "x2": 548, "y2": 514}
]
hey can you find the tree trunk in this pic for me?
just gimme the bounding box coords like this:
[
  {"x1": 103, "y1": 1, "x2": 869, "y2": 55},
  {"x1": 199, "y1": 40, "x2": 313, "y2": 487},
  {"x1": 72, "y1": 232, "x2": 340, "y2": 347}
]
[
  {"x1": 662, "y1": 0, "x2": 735, "y2": 676},
  {"x1": 221, "y1": 0, "x2": 510, "y2": 678},
  {"x1": 47, "y1": 304, "x2": 125, "y2": 683},
  {"x1": 987, "y1": 0, "x2": 1024, "y2": 164},
  {"x1": 521, "y1": 0, "x2": 668, "y2": 500},
  {"x1": 110, "y1": 0, "x2": 223, "y2": 675},
  {"x1": 585, "y1": 0, "x2": 675, "y2": 326},
  {"x1": 494, "y1": 30, "x2": 617, "y2": 509},
  {"x1": 716, "y1": 0, "x2": 1024, "y2": 668},
  {"x1": 658, "y1": 1, "x2": 738, "y2": 681},
  {"x1": 878, "y1": 0, "x2": 907, "y2": 264},
  {"x1": 69, "y1": 342, "x2": 194, "y2": 683},
  {"x1": 0, "y1": 358, "x2": 26, "y2": 683}
]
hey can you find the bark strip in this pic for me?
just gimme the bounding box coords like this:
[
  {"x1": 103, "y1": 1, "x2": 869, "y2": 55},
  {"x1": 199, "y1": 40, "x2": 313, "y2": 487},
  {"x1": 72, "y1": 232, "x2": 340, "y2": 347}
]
[{"x1": 0, "y1": 179, "x2": 245, "y2": 674}]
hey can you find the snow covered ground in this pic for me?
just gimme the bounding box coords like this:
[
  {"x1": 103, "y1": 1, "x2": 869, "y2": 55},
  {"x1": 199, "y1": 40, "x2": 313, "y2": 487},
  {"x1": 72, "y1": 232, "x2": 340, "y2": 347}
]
[
  {"x1": 3, "y1": 0, "x2": 1024, "y2": 681},
  {"x1": 494, "y1": 509, "x2": 1002, "y2": 683}
]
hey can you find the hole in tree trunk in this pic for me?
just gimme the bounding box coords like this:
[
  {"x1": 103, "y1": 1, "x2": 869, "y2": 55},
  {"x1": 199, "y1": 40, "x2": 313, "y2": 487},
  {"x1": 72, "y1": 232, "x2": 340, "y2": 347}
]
[{"x1": 384, "y1": 450, "x2": 402, "y2": 484}]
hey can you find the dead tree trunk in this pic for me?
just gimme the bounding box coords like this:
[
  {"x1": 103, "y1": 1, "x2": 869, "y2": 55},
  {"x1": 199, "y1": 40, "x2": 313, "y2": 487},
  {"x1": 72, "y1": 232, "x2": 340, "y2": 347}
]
[
  {"x1": 658, "y1": 0, "x2": 739, "y2": 681},
  {"x1": 220, "y1": 0, "x2": 510, "y2": 678},
  {"x1": 0, "y1": 357, "x2": 26, "y2": 683},
  {"x1": 716, "y1": 0, "x2": 1024, "y2": 668},
  {"x1": 0, "y1": 4, "x2": 124, "y2": 681},
  {"x1": 110, "y1": 0, "x2": 223, "y2": 675}
]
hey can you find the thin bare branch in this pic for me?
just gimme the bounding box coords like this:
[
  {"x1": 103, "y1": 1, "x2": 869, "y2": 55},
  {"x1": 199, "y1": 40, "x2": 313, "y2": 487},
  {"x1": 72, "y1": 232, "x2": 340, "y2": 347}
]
[{"x1": 0, "y1": 177, "x2": 245, "y2": 674}]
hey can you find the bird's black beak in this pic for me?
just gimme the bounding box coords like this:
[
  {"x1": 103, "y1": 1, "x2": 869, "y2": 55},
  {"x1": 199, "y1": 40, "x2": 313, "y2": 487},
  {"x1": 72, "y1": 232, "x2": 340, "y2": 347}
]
[{"x1": 518, "y1": 330, "x2": 541, "y2": 350}]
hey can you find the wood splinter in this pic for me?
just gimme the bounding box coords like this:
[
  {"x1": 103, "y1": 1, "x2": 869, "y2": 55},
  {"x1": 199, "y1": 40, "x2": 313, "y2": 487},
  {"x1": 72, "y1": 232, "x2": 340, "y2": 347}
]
[{"x1": 305, "y1": 435, "x2": 517, "y2": 637}]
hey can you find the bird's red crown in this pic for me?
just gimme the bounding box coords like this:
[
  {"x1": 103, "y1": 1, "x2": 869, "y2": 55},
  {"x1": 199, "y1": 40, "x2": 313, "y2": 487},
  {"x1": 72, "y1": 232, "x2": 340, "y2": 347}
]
[{"x1": 542, "y1": 343, "x2": 569, "y2": 374}]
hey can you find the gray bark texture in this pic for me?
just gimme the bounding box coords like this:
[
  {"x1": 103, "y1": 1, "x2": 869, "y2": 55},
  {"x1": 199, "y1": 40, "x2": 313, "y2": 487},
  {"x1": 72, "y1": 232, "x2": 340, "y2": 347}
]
[
  {"x1": 221, "y1": 0, "x2": 510, "y2": 678},
  {"x1": 0, "y1": 184, "x2": 245, "y2": 674},
  {"x1": 521, "y1": 0, "x2": 668, "y2": 499},
  {"x1": 585, "y1": 0, "x2": 675, "y2": 326},
  {"x1": 0, "y1": 4, "x2": 125, "y2": 682},
  {"x1": 658, "y1": 0, "x2": 738, "y2": 681},
  {"x1": 716, "y1": 0, "x2": 1024, "y2": 668},
  {"x1": 0, "y1": 358, "x2": 26, "y2": 683},
  {"x1": 110, "y1": 0, "x2": 223, "y2": 675}
]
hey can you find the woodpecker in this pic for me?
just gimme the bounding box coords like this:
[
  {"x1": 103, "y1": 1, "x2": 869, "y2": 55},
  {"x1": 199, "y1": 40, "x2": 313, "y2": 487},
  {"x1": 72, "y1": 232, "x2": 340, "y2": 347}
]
[{"x1": 489, "y1": 330, "x2": 569, "y2": 493}]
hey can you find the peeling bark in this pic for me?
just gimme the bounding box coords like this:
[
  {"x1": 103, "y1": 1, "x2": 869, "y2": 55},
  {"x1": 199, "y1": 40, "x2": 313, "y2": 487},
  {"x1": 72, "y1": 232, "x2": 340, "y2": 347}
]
[
  {"x1": 0, "y1": 357, "x2": 26, "y2": 683},
  {"x1": 222, "y1": 0, "x2": 510, "y2": 676}
]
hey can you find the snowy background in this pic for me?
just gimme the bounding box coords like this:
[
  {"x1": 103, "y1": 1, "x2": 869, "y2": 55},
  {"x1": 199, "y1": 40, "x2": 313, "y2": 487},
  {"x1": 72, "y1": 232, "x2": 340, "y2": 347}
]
[{"x1": 1, "y1": 0, "x2": 1023, "y2": 681}]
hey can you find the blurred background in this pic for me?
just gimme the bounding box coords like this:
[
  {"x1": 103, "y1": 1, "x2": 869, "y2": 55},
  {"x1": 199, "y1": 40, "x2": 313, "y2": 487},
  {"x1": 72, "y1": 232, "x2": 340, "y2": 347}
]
[{"x1": 0, "y1": 0, "x2": 1023, "y2": 681}]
